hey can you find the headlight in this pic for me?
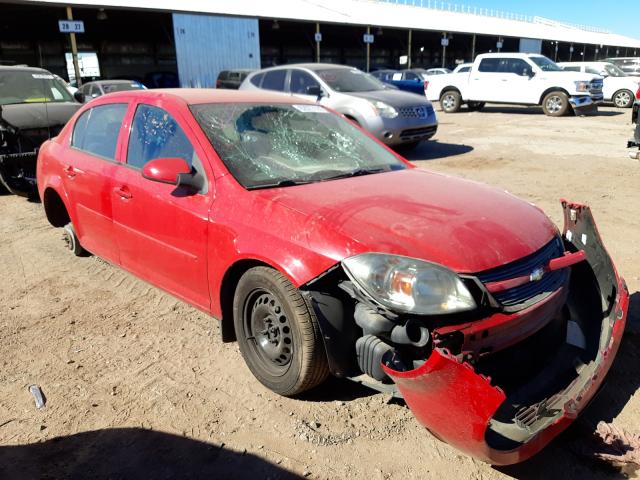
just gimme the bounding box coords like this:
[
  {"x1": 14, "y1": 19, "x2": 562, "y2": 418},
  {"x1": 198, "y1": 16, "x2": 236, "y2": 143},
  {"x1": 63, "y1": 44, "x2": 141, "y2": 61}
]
[
  {"x1": 574, "y1": 81, "x2": 590, "y2": 92},
  {"x1": 370, "y1": 101, "x2": 398, "y2": 119},
  {"x1": 342, "y1": 253, "x2": 476, "y2": 315}
]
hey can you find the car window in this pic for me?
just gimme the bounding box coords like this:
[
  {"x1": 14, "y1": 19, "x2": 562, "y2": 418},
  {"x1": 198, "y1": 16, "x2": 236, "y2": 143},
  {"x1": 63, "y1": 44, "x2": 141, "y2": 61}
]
[
  {"x1": 498, "y1": 58, "x2": 532, "y2": 75},
  {"x1": 250, "y1": 73, "x2": 264, "y2": 87},
  {"x1": 261, "y1": 70, "x2": 287, "y2": 91},
  {"x1": 478, "y1": 58, "x2": 500, "y2": 72},
  {"x1": 585, "y1": 67, "x2": 601, "y2": 75},
  {"x1": 71, "y1": 103, "x2": 127, "y2": 160},
  {"x1": 562, "y1": 66, "x2": 581, "y2": 72},
  {"x1": 391, "y1": 72, "x2": 403, "y2": 80},
  {"x1": 90, "y1": 84, "x2": 101, "y2": 97},
  {"x1": 404, "y1": 72, "x2": 420, "y2": 81},
  {"x1": 289, "y1": 70, "x2": 320, "y2": 94},
  {"x1": 127, "y1": 104, "x2": 196, "y2": 170},
  {"x1": 316, "y1": 68, "x2": 386, "y2": 92},
  {"x1": 459, "y1": 66, "x2": 470, "y2": 73}
]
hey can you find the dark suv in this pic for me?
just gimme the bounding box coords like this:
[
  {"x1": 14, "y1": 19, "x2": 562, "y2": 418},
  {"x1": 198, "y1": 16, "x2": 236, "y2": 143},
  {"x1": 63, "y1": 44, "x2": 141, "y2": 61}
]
[
  {"x1": 0, "y1": 66, "x2": 82, "y2": 197},
  {"x1": 629, "y1": 93, "x2": 640, "y2": 159},
  {"x1": 216, "y1": 69, "x2": 254, "y2": 89}
]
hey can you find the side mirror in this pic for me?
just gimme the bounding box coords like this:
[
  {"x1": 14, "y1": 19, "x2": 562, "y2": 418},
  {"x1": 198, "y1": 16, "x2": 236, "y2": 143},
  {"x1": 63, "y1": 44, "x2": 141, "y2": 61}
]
[
  {"x1": 523, "y1": 69, "x2": 535, "y2": 78},
  {"x1": 306, "y1": 85, "x2": 325, "y2": 100},
  {"x1": 142, "y1": 157, "x2": 205, "y2": 191},
  {"x1": 73, "y1": 91, "x2": 85, "y2": 103}
]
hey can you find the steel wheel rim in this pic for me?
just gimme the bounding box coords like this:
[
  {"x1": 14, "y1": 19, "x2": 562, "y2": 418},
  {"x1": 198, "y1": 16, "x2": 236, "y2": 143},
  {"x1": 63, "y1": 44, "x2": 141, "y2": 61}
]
[
  {"x1": 244, "y1": 290, "x2": 293, "y2": 376},
  {"x1": 615, "y1": 91, "x2": 631, "y2": 107},
  {"x1": 63, "y1": 227, "x2": 75, "y2": 251},
  {"x1": 546, "y1": 95, "x2": 563, "y2": 113},
  {"x1": 442, "y1": 94, "x2": 456, "y2": 110}
]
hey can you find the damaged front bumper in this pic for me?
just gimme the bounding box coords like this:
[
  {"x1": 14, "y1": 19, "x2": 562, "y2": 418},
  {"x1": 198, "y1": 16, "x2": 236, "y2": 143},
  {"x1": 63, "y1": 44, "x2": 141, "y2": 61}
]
[
  {"x1": 0, "y1": 151, "x2": 38, "y2": 197},
  {"x1": 570, "y1": 94, "x2": 601, "y2": 114},
  {"x1": 382, "y1": 201, "x2": 628, "y2": 465}
]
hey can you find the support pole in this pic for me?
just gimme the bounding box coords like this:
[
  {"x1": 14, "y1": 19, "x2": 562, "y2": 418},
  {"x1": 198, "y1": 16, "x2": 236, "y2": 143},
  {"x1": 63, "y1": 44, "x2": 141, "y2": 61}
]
[
  {"x1": 315, "y1": 22, "x2": 320, "y2": 63},
  {"x1": 441, "y1": 32, "x2": 446, "y2": 69},
  {"x1": 471, "y1": 33, "x2": 476, "y2": 61},
  {"x1": 366, "y1": 26, "x2": 371, "y2": 72},
  {"x1": 407, "y1": 29, "x2": 412, "y2": 69},
  {"x1": 66, "y1": 6, "x2": 82, "y2": 87}
]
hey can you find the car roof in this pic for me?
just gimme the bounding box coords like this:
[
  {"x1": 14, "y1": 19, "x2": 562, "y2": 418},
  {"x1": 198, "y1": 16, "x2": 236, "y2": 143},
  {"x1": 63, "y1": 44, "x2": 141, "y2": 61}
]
[
  {"x1": 0, "y1": 65, "x2": 53, "y2": 74},
  {"x1": 85, "y1": 79, "x2": 139, "y2": 86},
  {"x1": 253, "y1": 63, "x2": 354, "y2": 73},
  {"x1": 97, "y1": 88, "x2": 313, "y2": 106},
  {"x1": 478, "y1": 53, "x2": 542, "y2": 58}
]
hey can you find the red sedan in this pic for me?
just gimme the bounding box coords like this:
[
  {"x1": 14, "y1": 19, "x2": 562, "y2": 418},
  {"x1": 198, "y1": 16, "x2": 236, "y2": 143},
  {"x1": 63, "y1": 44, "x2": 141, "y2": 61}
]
[{"x1": 36, "y1": 89, "x2": 629, "y2": 465}]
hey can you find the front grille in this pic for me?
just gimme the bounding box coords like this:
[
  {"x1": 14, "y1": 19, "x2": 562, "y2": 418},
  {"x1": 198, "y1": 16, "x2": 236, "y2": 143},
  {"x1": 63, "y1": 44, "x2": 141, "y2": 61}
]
[
  {"x1": 399, "y1": 125, "x2": 437, "y2": 140},
  {"x1": 398, "y1": 105, "x2": 434, "y2": 119},
  {"x1": 589, "y1": 80, "x2": 603, "y2": 94},
  {"x1": 475, "y1": 237, "x2": 567, "y2": 308}
]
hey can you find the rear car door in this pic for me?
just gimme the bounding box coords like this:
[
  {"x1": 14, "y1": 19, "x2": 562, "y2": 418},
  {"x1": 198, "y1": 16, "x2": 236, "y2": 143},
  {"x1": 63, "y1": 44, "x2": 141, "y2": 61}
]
[
  {"x1": 65, "y1": 103, "x2": 128, "y2": 262},
  {"x1": 111, "y1": 100, "x2": 212, "y2": 310},
  {"x1": 468, "y1": 58, "x2": 505, "y2": 102}
]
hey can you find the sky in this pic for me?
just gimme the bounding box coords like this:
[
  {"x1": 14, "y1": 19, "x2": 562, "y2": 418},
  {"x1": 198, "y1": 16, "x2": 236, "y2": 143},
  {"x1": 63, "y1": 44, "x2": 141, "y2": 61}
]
[{"x1": 411, "y1": 1, "x2": 639, "y2": 38}]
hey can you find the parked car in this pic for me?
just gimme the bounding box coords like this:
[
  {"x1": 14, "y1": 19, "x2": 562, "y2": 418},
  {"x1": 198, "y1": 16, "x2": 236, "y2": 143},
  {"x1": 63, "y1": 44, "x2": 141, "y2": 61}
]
[
  {"x1": 37, "y1": 88, "x2": 628, "y2": 466},
  {"x1": 629, "y1": 93, "x2": 640, "y2": 159},
  {"x1": 0, "y1": 65, "x2": 82, "y2": 197},
  {"x1": 452, "y1": 63, "x2": 472, "y2": 73},
  {"x1": 240, "y1": 64, "x2": 437, "y2": 147},
  {"x1": 371, "y1": 69, "x2": 428, "y2": 96},
  {"x1": 558, "y1": 61, "x2": 640, "y2": 108},
  {"x1": 78, "y1": 80, "x2": 146, "y2": 101},
  {"x1": 216, "y1": 69, "x2": 255, "y2": 89},
  {"x1": 605, "y1": 57, "x2": 640, "y2": 76},
  {"x1": 425, "y1": 68, "x2": 452, "y2": 75},
  {"x1": 426, "y1": 53, "x2": 603, "y2": 116}
]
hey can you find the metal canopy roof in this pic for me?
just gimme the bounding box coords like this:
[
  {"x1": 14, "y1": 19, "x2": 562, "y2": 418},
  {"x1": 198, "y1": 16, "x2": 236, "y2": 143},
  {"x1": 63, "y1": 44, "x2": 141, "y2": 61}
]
[{"x1": 18, "y1": 0, "x2": 640, "y2": 49}]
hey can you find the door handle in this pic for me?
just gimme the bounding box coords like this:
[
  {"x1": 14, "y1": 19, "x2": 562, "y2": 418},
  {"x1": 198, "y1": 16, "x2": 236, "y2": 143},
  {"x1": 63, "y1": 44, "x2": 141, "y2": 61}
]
[
  {"x1": 114, "y1": 186, "x2": 132, "y2": 200},
  {"x1": 63, "y1": 165, "x2": 76, "y2": 178}
]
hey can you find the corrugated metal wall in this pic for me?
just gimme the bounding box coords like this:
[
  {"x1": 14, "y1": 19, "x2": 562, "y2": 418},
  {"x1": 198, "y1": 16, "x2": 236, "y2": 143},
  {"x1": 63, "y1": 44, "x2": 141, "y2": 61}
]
[{"x1": 173, "y1": 13, "x2": 260, "y2": 88}]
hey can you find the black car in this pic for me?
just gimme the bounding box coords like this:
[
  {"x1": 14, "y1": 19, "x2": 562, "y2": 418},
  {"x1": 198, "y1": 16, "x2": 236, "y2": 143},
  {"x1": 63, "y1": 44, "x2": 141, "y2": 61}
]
[
  {"x1": 629, "y1": 95, "x2": 640, "y2": 159},
  {"x1": 0, "y1": 66, "x2": 82, "y2": 197},
  {"x1": 216, "y1": 69, "x2": 254, "y2": 89}
]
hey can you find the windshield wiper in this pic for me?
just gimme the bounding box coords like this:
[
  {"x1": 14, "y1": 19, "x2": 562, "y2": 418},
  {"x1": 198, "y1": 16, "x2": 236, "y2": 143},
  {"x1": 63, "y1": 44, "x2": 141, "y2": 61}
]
[
  {"x1": 246, "y1": 179, "x2": 313, "y2": 190},
  {"x1": 320, "y1": 167, "x2": 387, "y2": 181}
]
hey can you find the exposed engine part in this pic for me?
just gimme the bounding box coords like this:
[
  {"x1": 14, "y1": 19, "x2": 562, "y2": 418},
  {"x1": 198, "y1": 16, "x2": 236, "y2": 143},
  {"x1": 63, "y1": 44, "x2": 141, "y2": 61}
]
[
  {"x1": 355, "y1": 334, "x2": 394, "y2": 382},
  {"x1": 354, "y1": 302, "x2": 395, "y2": 335},
  {"x1": 390, "y1": 318, "x2": 430, "y2": 348}
]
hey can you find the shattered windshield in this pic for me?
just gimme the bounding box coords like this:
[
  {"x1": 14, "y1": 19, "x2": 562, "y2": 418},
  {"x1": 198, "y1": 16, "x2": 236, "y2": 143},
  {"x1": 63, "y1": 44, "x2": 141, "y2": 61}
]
[
  {"x1": 190, "y1": 103, "x2": 406, "y2": 190},
  {"x1": 0, "y1": 71, "x2": 75, "y2": 105},
  {"x1": 529, "y1": 56, "x2": 563, "y2": 72},
  {"x1": 316, "y1": 68, "x2": 386, "y2": 92}
]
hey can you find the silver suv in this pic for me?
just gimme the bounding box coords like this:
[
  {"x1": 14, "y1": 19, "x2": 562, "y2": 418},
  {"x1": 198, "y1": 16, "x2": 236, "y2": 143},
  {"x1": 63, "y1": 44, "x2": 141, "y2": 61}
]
[{"x1": 240, "y1": 64, "x2": 438, "y2": 148}]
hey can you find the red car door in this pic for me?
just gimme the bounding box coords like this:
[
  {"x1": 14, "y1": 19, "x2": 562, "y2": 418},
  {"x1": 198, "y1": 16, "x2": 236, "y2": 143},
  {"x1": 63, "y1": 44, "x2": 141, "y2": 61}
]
[
  {"x1": 111, "y1": 99, "x2": 212, "y2": 310},
  {"x1": 64, "y1": 102, "x2": 129, "y2": 263}
]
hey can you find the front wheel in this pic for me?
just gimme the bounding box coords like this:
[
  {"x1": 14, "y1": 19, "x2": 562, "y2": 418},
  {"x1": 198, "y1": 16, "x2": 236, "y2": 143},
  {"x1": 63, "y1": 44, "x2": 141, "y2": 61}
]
[
  {"x1": 233, "y1": 266, "x2": 329, "y2": 396},
  {"x1": 542, "y1": 91, "x2": 570, "y2": 117},
  {"x1": 439, "y1": 90, "x2": 462, "y2": 113},
  {"x1": 612, "y1": 89, "x2": 634, "y2": 108}
]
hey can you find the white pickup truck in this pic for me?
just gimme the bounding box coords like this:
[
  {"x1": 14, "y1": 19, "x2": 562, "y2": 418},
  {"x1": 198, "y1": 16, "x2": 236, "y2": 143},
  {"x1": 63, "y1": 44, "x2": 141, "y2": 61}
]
[{"x1": 426, "y1": 53, "x2": 604, "y2": 116}]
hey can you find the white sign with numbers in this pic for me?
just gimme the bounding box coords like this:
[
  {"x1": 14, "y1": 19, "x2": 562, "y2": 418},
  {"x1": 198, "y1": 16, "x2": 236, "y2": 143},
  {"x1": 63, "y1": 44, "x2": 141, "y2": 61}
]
[
  {"x1": 59, "y1": 20, "x2": 85, "y2": 33},
  {"x1": 441, "y1": 38, "x2": 449, "y2": 47},
  {"x1": 314, "y1": 32, "x2": 322, "y2": 42},
  {"x1": 363, "y1": 34, "x2": 374, "y2": 44}
]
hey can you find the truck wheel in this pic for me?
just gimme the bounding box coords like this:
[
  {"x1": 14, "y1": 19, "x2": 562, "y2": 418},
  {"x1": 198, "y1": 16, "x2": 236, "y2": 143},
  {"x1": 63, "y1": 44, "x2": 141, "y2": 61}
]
[
  {"x1": 612, "y1": 89, "x2": 634, "y2": 108},
  {"x1": 233, "y1": 266, "x2": 329, "y2": 396},
  {"x1": 467, "y1": 102, "x2": 485, "y2": 111},
  {"x1": 542, "y1": 91, "x2": 569, "y2": 117},
  {"x1": 440, "y1": 91, "x2": 462, "y2": 113},
  {"x1": 62, "y1": 222, "x2": 88, "y2": 257}
]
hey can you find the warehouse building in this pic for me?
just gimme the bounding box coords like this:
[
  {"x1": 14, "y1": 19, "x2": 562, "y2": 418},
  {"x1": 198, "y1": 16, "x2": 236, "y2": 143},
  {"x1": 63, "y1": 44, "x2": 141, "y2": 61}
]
[{"x1": 2, "y1": 0, "x2": 640, "y2": 88}]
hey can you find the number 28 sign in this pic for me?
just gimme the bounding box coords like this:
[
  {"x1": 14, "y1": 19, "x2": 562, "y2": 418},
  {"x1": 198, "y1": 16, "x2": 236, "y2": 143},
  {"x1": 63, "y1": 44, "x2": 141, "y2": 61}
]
[{"x1": 59, "y1": 20, "x2": 85, "y2": 33}]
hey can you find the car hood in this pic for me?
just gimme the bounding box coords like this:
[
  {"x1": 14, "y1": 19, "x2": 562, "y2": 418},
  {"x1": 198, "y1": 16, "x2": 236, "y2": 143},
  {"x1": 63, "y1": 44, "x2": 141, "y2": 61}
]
[
  {"x1": 0, "y1": 102, "x2": 80, "y2": 130},
  {"x1": 257, "y1": 169, "x2": 558, "y2": 274},
  {"x1": 347, "y1": 89, "x2": 430, "y2": 107},
  {"x1": 541, "y1": 71, "x2": 600, "y2": 83}
]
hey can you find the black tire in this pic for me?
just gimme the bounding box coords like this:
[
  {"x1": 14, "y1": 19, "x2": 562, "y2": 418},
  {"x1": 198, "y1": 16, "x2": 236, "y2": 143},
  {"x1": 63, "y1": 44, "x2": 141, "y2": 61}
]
[
  {"x1": 63, "y1": 222, "x2": 87, "y2": 257},
  {"x1": 542, "y1": 91, "x2": 569, "y2": 117},
  {"x1": 233, "y1": 266, "x2": 329, "y2": 396},
  {"x1": 439, "y1": 90, "x2": 462, "y2": 113},
  {"x1": 467, "y1": 101, "x2": 485, "y2": 111},
  {"x1": 612, "y1": 89, "x2": 634, "y2": 108}
]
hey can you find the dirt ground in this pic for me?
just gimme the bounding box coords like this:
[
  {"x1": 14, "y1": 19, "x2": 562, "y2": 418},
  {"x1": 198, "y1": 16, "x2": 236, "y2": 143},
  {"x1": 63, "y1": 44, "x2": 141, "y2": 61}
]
[{"x1": 1, "y1": 104, "x2": 639, "y2": 479}]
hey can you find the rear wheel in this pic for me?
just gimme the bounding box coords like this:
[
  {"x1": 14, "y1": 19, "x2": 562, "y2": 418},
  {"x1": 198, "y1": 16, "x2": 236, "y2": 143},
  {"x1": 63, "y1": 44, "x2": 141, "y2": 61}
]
[
  {"x1": 439, "y1": 90, "x2": 462, "y2": 113},
  {"x1": 233, "y1": 266, "x2": 329, "y2": 396},
  {"x1": 542, "y1": 91, "x2": 569, "y2": 117},
  {"x1": 612, "y1": 89, "x2": 634, "y2": 108},
  {"x1": 63, "y1": 222, "x2": 87, "y2": 257}
]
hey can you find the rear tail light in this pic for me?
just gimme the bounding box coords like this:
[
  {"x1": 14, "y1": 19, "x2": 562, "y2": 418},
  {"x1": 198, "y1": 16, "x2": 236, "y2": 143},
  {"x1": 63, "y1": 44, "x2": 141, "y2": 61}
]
[
  {"x1": 423, "y1": 80, "x2": 429, "y2": 93},
  {"x1": 216, "y1": 80, "x2": 222, "y2": 88},
  {"x1": 636, "y1": 86, "x2": 640, "y2": 100}
]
